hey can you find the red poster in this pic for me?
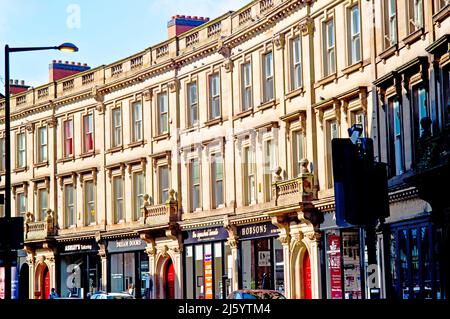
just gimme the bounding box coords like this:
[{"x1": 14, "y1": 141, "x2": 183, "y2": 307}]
[
  {"x1": 204, "y1": 254, "x2": 213, "y2": 299},
  {"x1": 327, "y1": 235, "x2": 342, "y2": 299}
]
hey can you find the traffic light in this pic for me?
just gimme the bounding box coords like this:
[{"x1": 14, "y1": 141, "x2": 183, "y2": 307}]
[{"x1": 332, "y1": 138, "x2": 389, "y2": 227}]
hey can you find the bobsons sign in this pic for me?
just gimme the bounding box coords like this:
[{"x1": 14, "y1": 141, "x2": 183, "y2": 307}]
[{"x1": 238, "y1": 222, "x2": 279, "y2": 240}]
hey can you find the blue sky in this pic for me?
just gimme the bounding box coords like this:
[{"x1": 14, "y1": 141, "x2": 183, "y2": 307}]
[{"x1": 0, "y1": 0, "x2": 248, "y2": 94}]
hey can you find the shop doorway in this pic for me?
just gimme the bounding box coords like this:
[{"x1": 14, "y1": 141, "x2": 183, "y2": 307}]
[
  {"x1": 303, "y1": 252, "x2": 312, "y2": 299},
  {"x1": 165, "y1": 260, "x2": 175, "y2": 299},
  {"x1": 18, "y1": 264, "x2": 29, "y2": 299},
  {"x1": 43, "y1": 267, "x2": 50, "y2": 299}
]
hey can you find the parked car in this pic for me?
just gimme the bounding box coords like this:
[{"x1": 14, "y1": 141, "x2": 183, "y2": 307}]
[
  {"x1": 227, "y1": 289, "x2": 286, "y2": 299},
  {"x1": 90, "y1": 292, "x2": 135, "y2": 299}
]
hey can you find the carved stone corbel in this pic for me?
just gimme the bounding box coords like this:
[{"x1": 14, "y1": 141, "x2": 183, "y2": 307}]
[
  {"x1": 168, "y1": 78, "x2": 179, "y2": 93},
  {"x1": 315, "y1": 108, "x2": 324, "y2": 129},
  {"x1": 25, "y1": 122, "x2": 34, "y2": 133},
  {"x1": 222, "y1": 58, "x2": 234, "y2": 73},
  {"x1": 46, "y1": 116, "x2": 57, "y2": 128},
  {"x1": 299, "y1": 16, "x2": 313, "y2": 36},
  {"x1": 217, "y1": 38, "x2": 232, "y2": 58},
  {"x1": 93, "y1": 85, "x2": 105, "y2": 113},
  {"x1": 273, "y1": 33, "x2": 286, "y2": 50},
  {"x1": 143, "y1": 88, "x2": 153, "y2": 101}
]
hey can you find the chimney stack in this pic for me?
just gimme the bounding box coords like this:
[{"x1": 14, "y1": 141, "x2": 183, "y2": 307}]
[
  {"x1": 167, "y1": 15, "x2": 210, "y2": 38},
  {"x1": 9, "y1": 79, "x2": 30, "y2": 95},
  {"x1": 49, "y1": 60, "x2": 91, "y2": 82}
]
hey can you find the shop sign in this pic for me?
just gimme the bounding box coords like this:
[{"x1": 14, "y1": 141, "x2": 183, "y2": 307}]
[
  {"x1": 185, "y1": 227, "x2": 228, "y2": 244},
  {"x1": 107, "y1": 238, "x2": 146, "y2": 253},
  {"x1": 327, "y1": 234, "x2": 342, "y2": 299},
  {"x1": 60, "y1": 241, "x2": 99, "y2": 255},
  {"x1": 238, "y1": 222, "x2": 278, "y2": 240},
  {"x1": 204, "y1": 254, "x2": 213, "y2": 299}
]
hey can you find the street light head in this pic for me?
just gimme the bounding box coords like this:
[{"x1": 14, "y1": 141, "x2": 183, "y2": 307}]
[
  {"x1": 348, "y1": 124, "x2": 363, "y2": 144},
  {"x1": 57, "y1": 42, "x2": 78, "y2": 53}
]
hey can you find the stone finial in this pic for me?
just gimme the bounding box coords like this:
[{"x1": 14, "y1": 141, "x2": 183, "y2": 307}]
[
  {"x1": 300, "y1": 158, "x2": 310, "y2": 174},
  {"x1": 44, "y1": 209, "x2": 53, "y2": 223},
  {"x1": 273, "y1": 166, "x2": 283, "y2": 182},
  {"x1": 143, "y1": 194, "x2": 150, "y2": 207},
  {"x1": 25, "y1": 212, "x2": 35, "y2": 223}
]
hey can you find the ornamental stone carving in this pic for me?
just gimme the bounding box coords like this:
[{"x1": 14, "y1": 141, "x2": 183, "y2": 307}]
[
  {"x1": 168, "y1": 78, "x2": 179, "y2": 93},
  {"x1": 25, "y1": 212, "x2": 35, "y2": 223},
  {"x1": 46, "y1": 116, "x2": 57, "y2": 128},
  {"x1": 222, "y1": 58, "x2": 234, "y2": 73},
  {"x1": 273, "y1": 33, "x2": 286, "y2": 50},
  {"x1": 217, "y1": 38, "x2": 232, "y2": 58}
]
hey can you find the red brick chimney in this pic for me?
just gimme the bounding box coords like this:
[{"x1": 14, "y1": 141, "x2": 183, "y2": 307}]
[
  {"x1": 49, "y1": 60, "x2": 91, "y2": 82},
  {"x1": 9, "y1": 79, "x2": 30, "y2": 95},
  {"x1": 167, "y1": 15, "x2": 209, "y2": 38}
]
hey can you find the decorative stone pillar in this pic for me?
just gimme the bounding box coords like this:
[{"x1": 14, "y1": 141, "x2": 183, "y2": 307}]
[
  {"x1": 303, "y1": 231, "x2": 322, "y2": 299},
  {"x1": 141, "y1": 235, "x2": 157, "y2": 299},
  {"x1": 224, "y1": 217, "x2": 239, "y2": 291},
  {"x1": 171, "y1": 246, "x2": 183, "y2": 299},
  {"x1": 26, "y1": 254, "x2": 35, "y2": 299},
  {"x1": 272, "y1": 216, "x2": 292, "y2": 298}
]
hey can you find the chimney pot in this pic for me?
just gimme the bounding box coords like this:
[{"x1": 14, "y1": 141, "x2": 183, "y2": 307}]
[
  {"x1": 83, "y1": 63, "x2": 87, "y2": 66},
  {"x1": 52, "y1": 60, "x2": 56, "y2": 63},
  {"x1": 58, "y1": 60, "x2": 62, "y2": 63},
  {"x1": 21, "y1": 80, "x2": 25, "y2": 85},
  {"x1": 10, "y1": 79, "x2": 13, "y2": 84},
  {"x1": 14, "y1": 80, "x2": 19, "y2": 85},
  {"x1": 193, "y1": 16, "x2": 198, "y2": 19},
  {"x1": 77, "y1": 62, "x2": 81, "y2": 66}
]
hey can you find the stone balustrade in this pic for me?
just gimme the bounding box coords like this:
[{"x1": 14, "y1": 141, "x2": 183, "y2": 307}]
[{"x1": 140, "y1": 189, "x2": 179, "y2": 227}]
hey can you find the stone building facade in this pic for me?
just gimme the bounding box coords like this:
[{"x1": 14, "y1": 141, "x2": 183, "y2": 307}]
[{"x1": 0, "y1": 0, "x2": 449, "y2": 299}]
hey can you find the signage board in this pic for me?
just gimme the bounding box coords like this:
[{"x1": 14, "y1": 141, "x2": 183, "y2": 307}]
[
  {"x1": 107, "y1": 238, "x2": 146, "y2": 253},
  {"x1": 238, "y1": 222, "x2": 278, "y2": 240},
  {"x1": 184, "y1": 227, "x2": 228, "y2": 244}
]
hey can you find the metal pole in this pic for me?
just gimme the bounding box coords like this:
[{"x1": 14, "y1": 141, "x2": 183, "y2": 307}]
[{"x1": 4, "y1": 44, "x2": 11, "y2": 300}]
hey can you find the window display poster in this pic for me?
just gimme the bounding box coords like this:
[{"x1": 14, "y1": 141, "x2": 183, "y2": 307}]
[
  {"x1": 327, "y1": 234, "x2": 342, "y2": 299},
  {"x1": 204, "y1": 254, "x2": 213, "y2": 299},
  {"x1": 258, "y1": 251, "x2": 271, "y2": 267}
]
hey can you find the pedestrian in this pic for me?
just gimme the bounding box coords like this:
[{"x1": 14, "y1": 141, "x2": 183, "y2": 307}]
[
  {"x1": 49, "y1": 288, "x2": 59, "y2": 299},
  {"x1": 261, "y1": 273, "x2": 271, "y2": 290}
]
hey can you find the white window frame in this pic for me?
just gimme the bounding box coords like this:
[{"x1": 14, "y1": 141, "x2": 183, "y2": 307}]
[
  {"x1": 209, "y1": 73, "x2": 221, "y2": 120},
  {"x1": 64, "y1": 184, "x2": 76, "y2": 228},
  {"x1": 64, "y1": 119, "x2": 74, "y2": 158},
  {"x1": 187, "y1": 81, "x2": 199, "y2": 127},
  {"x1": 84, "y1": 180, "x2": 96, "y2": 226},
  {"x1": 113, "y1": 176, "x2": 124, "y2": 224},
  {"x1": 211, "y1": 152, "x2": 224, "y2": 209},
  {"x1": 16, "y1": 132, "x2": 26, "y2": 168},
  {"x1": 37, "y1": 126, "x2": 48, "y2": 163},
  {"x1": 291, "y1": 36, "x2": 302, "y2": 90},
  {"x1": 83, "y1": 113, "x2": 94, "y2": 153},
  {"x1": 241, "y1": 62, "x2": 253, "y2": 111},
  {"x1": 262, "y1": 51, "x2": 274, "y2": 102},
  {"x1": 349, "y1": 4, "x2": 361, "y2": 65},
  {"x1": 133, "y1": 171, "x2": 145, "y2": 221},
  {"x1": 157, "y1": 92, "x2": 169, "y2": 135},
  {"x1": 323, "y1": 18, "x2": 336, "y2": 76},
  {"x1": 189, "y1": 158, "x2": 201, "y2": 212},
  {"x1": 131, "y1": 100, "x2": 143, "y2": 142},
  {"x1": 111, "y1": 107, "x2": 122, "y2": 147}
]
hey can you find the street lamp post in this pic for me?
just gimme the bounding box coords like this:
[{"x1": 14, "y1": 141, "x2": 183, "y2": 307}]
[{"x1": 3, "y1": 43, "x2": 78, "y2": 300}]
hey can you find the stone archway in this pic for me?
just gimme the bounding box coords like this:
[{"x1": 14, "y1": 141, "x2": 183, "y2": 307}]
[
  {"x1": 290, "y1": 238, "x2": 310, "y2": 299},
  {"x1": 34, "y1": 262, "x2": 50, "y2": 299},
  {"x1": 154, "y1": 252, "x2": 174, "y2": 299}
]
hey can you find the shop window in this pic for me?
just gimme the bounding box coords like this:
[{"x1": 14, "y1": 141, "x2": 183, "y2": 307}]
[
  {"x1": 185, "y1": 246, "x2": 194, "y2": 299},
  {"x1": 110, "y1": 253, "x2": 124, "y2": 293},
  {"x1": 195, "y1": 245, "x2": 204, "y2": 298},
  {"x1": 390, "y1": 221, "x2": 442, "y2": 299}
]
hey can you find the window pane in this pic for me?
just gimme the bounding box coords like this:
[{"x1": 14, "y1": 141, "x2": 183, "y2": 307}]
[
  {"x1": 18, "y1": 133, "x2": 26, "y2": 167},
  {"x1": 114, "y1": 177, "x2": 123, "y2": 222},
  {"x1": 214, "y1": 242, "x2": 224, "y2": 299},
  {"x1": 84, "y1": 115, "x2": 94, "y2": 152},
  {"x1": 134, "y1": 173, "x2": 144, "y2": 220},
  {"x1": 65, "y1": 185, "x2": 75, "y2": 227},
  {"x1": 195, "y1": 245, "x2": 204, "y2": 298},
  {"x1": 159, "y1": 166, "x2": 169, "y2": 203},
  {"x1": 39, "y1": 127, "x2": 47, "y2": 162},
  {"x1": 158, "y1": 93, "x2": 168, "y2": 134},
  {"x1": 39, "y1": 189, "x2": 48, "y2": 221},
  {"x1": 85, "y1": 181, "x2": 95, "y2": 225},
  {"x1": 185, "y1": 246, "x2": 194, "y2": 299},
  {"x1": 133, "y1": 102, "x2": 142, "y2": 141}
]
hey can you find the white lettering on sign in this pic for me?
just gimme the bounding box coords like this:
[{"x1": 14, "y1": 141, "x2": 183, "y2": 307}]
[
  {"x1": 65, "y1": 244, "x2": 93, "y2": 252},
  {"x1": 192, "y1": 228, "x2": 220, "y2": 240},
  {"x1": 241, "y1": 224, "x2": 268, "y2": 236},
  {"x1": 116, "y1": 239, "x2": 142, "y2": 248}
]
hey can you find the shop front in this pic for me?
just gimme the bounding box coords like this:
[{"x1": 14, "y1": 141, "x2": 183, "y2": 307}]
[
  {"x1": 237, "y1": 221, "x2": 284, "y2": 294},
  {"x1": 183, "y1": 226, "x2": 231, "y2": 299},
  {"x1": 388, "y1": 217, "x2": 443, "y2": 299},
  {"x1": 107, "y1": 237, "x2": 150, "y2": 298},
  {"x1": 58, "y1": 239, "x2": 101, "y2": 298},
  {"x1": 320, "y1": 211, "x2": 366, "y2": 300}
]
